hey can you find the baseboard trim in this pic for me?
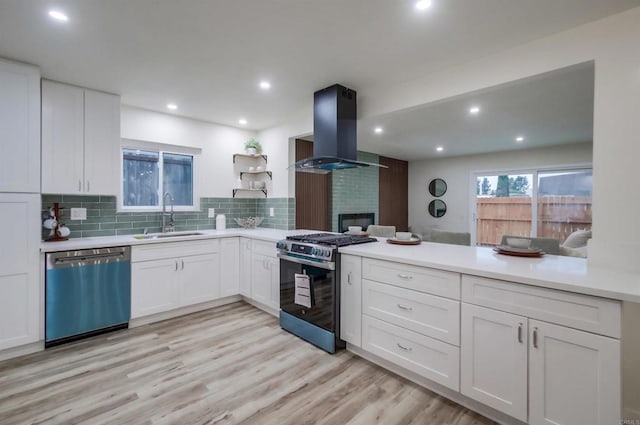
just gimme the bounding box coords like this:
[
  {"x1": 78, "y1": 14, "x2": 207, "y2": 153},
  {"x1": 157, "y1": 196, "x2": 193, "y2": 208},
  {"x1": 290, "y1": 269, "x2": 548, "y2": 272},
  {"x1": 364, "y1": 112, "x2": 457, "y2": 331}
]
[
  {"x1": 240, "y1": 296, "x2": 279, "y2": 317},
  {"x1": 130, "y1": 295, "x2": 242, "y2": 328},
  {"x1": 347, "y1": 344, "x2": 526, "y2": 425},
  {"x1": 0, "y1": 341, "x2": 44, "y2": 362},
  {"x1": 623, "y1": 407, "x2": 640, "y2": 420}
]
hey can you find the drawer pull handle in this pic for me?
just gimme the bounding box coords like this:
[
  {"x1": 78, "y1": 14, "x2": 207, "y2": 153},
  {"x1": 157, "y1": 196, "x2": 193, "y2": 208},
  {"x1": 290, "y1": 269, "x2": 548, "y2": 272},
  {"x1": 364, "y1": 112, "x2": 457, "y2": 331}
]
[
  {"x1": 518, "y1": 323, "x2": 523, "y2": 343},
  {"x1": 181, "y1": 259, "x2": 185, "y2": 270},
  {"x1": 397, "y1": 304, "x2": 413, "y2": 311},
  {"x1": 347, "y1": 272, "x2": 352, "y2": 285},
  {"x1": 533, "y1": 327, "x2": 539, "y2": 348},
  {"x1": 397, "y1": 274, "x2": 413, "y2": 280},
  {"x1": 396, "y1": 343, "x2": 413, "y2": 352},
  {"x1": 175, "y1": 261, "x2": 178, "y2": 271}
]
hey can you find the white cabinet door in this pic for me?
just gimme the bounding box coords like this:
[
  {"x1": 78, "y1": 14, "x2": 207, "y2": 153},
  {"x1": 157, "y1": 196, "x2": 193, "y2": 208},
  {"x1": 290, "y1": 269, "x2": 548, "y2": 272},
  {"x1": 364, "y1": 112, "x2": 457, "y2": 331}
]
[
  {"x1": 529, "y1": 320, "x2": 621, "y2": 425},
  {"x1": 0, "y1": 194, "x2": 40, "y2": 350},
  {"x1": 268, "y1": 257, "x2": 280, "y2": 309},
  {"x1": 340, "y1": 254, "x2": 362, "y2": 347},
  {"x1": 83, "y1": 89, "x2": 120, "y2": 195},
  {"x1": 42, "y1": 80, "x2": 85, "y2": 194},
  {"x1": 460, "y1": 303, "x2": 528, "y2": 422},
  {"x1": 239, "y1": 238, "x2": 252, "y2": 296},
  {"x1": 180, "y1": 253, "x2": 220, "y2": 306},
  {"x1": 0, "y1": 59, "x2": 40, "y2": 193},
  {"x1": 131, "y1": 258, "x2": 179, "y2": 318},
  {"x1": 251, "y1": 253, "x2": 271, "y2": 306},
  {"x1": 220, "y1": 238, "x2": 240, "y2": 297}
]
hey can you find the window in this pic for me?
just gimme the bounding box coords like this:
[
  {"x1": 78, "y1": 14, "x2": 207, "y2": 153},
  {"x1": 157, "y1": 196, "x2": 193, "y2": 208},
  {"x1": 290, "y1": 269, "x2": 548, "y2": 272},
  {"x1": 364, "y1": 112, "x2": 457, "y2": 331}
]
[
  {"x1": 473, "y1": 168, "x2": 592, "y2": 246},
  {"x1": 122, "y1": 148, "x2": 195, "y2": 210}
]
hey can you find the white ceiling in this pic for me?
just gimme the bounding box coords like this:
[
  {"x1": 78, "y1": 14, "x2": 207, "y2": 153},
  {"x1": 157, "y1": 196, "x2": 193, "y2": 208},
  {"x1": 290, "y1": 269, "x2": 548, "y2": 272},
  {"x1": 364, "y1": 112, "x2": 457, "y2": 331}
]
[
  {"x1": 0, "y1": 0, "x2": 637, "y2": 133},
  {"x1": 358, "y1": 62, "x2": 595, "y2": 160}
]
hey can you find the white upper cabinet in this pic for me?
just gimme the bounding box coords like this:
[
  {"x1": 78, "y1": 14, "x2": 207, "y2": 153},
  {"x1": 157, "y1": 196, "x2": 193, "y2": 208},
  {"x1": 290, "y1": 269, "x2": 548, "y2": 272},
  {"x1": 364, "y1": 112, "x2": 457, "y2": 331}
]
[
  {"x1": 42, "y1": 80, "x2": 120, "y2": 195},
  {"x1": 0, "y1": 59, "x2": 40, "y2": 193}
]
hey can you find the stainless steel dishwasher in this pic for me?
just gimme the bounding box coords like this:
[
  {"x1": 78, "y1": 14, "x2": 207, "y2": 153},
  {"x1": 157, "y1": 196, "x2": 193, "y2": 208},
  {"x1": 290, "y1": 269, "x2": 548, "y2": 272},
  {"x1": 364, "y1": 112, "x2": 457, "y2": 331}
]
[{"x1": 45, "y1": 246, "x2": 131, "y2": 347}]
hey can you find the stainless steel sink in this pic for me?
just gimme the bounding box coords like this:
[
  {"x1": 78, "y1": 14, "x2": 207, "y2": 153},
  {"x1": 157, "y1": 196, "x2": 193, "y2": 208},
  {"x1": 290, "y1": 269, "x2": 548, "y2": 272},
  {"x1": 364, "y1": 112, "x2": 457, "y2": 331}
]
[{"x1": 133, "y1": 232, "x2": 205, "y2": 240}]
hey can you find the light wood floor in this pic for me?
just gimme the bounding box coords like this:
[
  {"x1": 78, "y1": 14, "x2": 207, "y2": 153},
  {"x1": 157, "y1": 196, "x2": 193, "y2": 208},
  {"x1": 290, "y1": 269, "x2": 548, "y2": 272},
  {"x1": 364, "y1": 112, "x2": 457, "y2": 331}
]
[{"x1": 0, "y1": 302, "x2": 496, "y2": 425}]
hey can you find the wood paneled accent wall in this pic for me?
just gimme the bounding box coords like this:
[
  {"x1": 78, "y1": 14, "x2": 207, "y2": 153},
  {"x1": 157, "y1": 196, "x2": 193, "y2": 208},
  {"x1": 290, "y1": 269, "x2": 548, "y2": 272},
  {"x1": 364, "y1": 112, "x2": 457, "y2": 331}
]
[
  {"x1": 379, "y1": 156, "x2": 408, "y2": 231},
  {"x1": 295, "y1": 139, "x2": 330, "y2": 231}
]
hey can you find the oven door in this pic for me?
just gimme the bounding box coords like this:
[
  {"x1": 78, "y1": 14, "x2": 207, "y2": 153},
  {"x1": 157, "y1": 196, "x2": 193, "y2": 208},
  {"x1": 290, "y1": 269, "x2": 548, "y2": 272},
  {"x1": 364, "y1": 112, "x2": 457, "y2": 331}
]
[{"x1": 279, "y1": 255, "x2": 336, "y2": 332}]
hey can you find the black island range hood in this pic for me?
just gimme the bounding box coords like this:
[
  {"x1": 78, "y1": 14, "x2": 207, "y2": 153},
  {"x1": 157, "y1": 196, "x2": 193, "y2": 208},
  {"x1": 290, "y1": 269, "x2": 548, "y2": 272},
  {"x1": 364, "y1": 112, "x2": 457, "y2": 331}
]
[{"x1": 294, "y1": 84, "x2": 386, "y2": 173}]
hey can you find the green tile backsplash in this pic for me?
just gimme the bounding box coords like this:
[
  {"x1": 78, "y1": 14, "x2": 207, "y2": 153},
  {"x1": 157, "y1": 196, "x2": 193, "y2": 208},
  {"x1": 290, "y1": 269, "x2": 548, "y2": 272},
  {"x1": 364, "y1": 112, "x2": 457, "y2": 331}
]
[
  {"x1": 330, "y1": 151, "x2": 380, "y2": 232},
  {"x1": 42, "y1": 195, "x2": 295, "y2": 239}
]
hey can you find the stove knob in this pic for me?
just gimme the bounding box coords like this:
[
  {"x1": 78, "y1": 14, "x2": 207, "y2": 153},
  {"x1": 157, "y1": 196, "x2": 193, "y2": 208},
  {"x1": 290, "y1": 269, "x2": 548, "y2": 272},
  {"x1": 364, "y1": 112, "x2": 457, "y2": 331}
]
[
  {"x1": 324, "y1": 249, "x2": 330, "y2": 257},
  {"x1": 310, "y1": 247, "x2": 317, "y2": 256}
]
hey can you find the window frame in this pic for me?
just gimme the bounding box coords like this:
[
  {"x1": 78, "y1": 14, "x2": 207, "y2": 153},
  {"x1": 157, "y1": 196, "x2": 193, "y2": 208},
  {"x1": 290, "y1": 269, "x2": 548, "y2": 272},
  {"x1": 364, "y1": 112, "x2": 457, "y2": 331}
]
[
  {"x1": 119, "y1": 140, "x2": 200, "y2": 213},
  {"x1": 470, "y1": 163, "x2": 592, "y2": 246}
]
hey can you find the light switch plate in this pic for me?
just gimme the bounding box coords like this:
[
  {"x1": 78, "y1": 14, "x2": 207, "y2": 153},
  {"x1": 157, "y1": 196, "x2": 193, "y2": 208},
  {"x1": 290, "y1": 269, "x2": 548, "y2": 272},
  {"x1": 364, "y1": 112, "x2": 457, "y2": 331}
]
[
  {"x1": 70, "y1": 207, "x2": 87, "y2": 220},
  {"x1": 269, "y1": 207, "x2": 274, "y2": 217},
  {"x1": 208, "y1": 208, "x2": 215, "y2": 218}
]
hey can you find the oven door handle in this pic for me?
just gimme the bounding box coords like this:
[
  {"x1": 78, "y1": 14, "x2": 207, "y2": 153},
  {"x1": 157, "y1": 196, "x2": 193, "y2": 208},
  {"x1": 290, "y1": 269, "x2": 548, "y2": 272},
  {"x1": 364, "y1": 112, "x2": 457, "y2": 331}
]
[{"x1": 277, "y1": 253, "x2": 336, "y2": 271}]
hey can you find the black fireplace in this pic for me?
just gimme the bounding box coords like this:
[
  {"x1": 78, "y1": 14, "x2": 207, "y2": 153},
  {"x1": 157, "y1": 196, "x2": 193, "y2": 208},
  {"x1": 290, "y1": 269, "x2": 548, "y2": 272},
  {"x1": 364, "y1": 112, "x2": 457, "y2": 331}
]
[{"x1": 337, "y1": 213, "x2": 375, "y2": 233}]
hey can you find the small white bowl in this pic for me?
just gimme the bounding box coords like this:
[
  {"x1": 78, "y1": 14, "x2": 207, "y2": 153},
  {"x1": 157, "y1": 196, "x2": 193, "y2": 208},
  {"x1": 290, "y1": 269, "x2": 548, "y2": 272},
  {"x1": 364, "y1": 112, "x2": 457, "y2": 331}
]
[
  {"x1": 395, "y1": 232, "x2": 413, "y2": 241},
  {"x1": 506, "y1": 237, "x2": 531, "y2": 249},
  {"x1": 348, "y1": 226, "x2": 362, "y2": 234}
]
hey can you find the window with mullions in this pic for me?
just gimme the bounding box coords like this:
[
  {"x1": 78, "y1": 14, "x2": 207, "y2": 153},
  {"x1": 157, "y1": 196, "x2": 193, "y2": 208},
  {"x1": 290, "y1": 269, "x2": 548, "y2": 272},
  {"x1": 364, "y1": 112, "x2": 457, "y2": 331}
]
[{"x1": 122, "y1": 148, "x2": 194, "y2": 209}]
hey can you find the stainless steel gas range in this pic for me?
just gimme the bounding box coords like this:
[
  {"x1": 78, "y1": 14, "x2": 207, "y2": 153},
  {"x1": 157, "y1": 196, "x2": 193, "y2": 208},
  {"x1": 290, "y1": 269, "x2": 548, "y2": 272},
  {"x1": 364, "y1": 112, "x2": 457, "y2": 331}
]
[{"x1": 276, "y1": 233, "x2": 377, "y2": 353}]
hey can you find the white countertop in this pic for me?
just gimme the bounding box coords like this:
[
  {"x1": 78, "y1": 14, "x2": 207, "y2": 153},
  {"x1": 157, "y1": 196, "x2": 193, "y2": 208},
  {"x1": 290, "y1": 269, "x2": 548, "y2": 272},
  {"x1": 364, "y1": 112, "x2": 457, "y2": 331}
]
[
  {"x1": 339, "y1": 239, "x2": 640, "y2": 303},
  {"x1": 40, "y1": 228, "x2": 311, "y2": 253}
]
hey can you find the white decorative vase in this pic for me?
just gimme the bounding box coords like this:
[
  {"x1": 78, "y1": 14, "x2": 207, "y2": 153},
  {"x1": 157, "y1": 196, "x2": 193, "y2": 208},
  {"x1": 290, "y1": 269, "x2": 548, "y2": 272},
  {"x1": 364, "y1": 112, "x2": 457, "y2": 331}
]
[{"x1": 245, "y1": 147, "x2": 257, "y2": 155}]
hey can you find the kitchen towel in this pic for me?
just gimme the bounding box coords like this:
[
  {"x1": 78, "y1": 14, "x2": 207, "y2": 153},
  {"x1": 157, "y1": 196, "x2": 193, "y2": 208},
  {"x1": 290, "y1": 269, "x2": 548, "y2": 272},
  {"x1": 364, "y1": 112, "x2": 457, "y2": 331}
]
[{"x1": 294, "y1": 273, "x2": 312, "y2": 308}]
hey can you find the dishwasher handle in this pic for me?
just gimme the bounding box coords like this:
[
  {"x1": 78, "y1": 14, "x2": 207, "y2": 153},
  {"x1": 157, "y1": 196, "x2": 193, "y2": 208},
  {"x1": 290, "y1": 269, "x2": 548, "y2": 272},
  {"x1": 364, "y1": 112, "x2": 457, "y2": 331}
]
[{"x1": 47, "y1": 246, "x2": 131, "y2": 269}]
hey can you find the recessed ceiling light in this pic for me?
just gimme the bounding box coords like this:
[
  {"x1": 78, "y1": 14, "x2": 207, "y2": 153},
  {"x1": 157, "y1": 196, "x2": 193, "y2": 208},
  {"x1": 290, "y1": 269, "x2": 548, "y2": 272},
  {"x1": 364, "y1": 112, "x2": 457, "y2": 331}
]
[
  {"x1": 436, "y1": 146, "x2": 444, "y2": 152},
  {"x1": 259, "y1": 81, "x2": 271, "y2": 90},
  {"x1": 469, "y1": 106, "x2": 480, "y2": 115},
  {"x1": 516, "y1": 136, "x2": 525, "y2": 142},
  {"x1": 238, "y1": 119, "x2": 248, "y2": 125},
  {"x1": 415, "y1": 0, "x2": 433, "y2": 11},
  {"x1": 48, "y1": 10, "x2": 69, "y2": 22},
  {"x1": 166, "y1": 103, "x2": 178, "y2": 110},
  {"x1": 374, "y1": 127, "x2": 383, "y2": 134}
]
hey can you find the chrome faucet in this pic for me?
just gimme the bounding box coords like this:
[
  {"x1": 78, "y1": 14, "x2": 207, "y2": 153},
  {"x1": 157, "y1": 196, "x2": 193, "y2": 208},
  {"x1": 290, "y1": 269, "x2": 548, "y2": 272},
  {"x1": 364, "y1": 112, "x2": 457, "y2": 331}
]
[{"x1": 162, "y1": 192, "x2": 175, "y2": 233}]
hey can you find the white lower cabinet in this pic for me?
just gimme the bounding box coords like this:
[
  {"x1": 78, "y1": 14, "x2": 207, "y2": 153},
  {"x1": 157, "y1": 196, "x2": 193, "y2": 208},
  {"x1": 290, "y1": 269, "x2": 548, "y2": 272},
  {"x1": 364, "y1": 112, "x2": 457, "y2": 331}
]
[
  {"x1": 340, "y1": 254, "x2": 362, "y2": 346},
  {"x1": 131, "y1": 258, "x2": 179, "y2": 317},
  {"x1": 362, "y1": 315, "x2": 460, "y2": 391},
  {"x1": 250, "y1": 253, "x2": 279, "y2": 309},
  {"x1": 0, "y1": 194, "x2": 40, "y2": 350},
  {"x1": 528, "y1": 320, "x2": 620, "y2": 425},
  {"x1": 461, "y1": 301, "x2": 621, "y2": 425},
  {"x1": 131, "y1": 241, "x2": 220, "y2": 318},
  {"x1": 248, "y1": 240, "x2": 279, "y2": 310},
  {"x1": 239, "y1": 238, "x2": 252, "y2": 296},
  {"x1": 219, "y1": 238, "x2": 240, "y2": 297},
  {"x1": 460, "y1": 303, "x2": 528, "y2": 422},
  {"x1": 179, "y1": 253, "x2": 220, "y2": 306}
]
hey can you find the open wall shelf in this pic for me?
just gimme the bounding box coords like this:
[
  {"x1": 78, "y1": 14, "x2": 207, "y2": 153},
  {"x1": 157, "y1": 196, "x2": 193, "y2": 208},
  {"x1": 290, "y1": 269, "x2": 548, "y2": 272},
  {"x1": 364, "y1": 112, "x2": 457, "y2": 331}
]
[
  {"x1": 233, "y1": 153, "x2": 268, "y2": 163},
  {"x1": 232, "y1": 188, "x2": 267, "y2": 198},
  {"x1": 239, "y1": 170, "x2": 272, "y2": 179}
]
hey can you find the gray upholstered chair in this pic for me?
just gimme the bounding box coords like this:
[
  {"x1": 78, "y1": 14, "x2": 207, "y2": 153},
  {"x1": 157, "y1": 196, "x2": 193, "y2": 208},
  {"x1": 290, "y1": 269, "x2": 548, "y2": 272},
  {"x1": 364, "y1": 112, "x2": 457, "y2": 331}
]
[
  {"x1": 500, "y1": 235, "x2": 560, "y2": 255},
  {"x1": 366, "y1": 225, "x2": 396, "y2": 237},
  {"x1": 424, "y1": 229, "x2": 471, "y2": 246}
]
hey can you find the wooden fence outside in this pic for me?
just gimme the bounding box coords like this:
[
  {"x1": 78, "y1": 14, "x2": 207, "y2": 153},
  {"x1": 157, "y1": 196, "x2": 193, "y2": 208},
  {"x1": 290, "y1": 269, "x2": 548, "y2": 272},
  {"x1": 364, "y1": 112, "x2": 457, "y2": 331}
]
[{"x1": 476, "y1": 196, "x2": 592, "y2": 246}]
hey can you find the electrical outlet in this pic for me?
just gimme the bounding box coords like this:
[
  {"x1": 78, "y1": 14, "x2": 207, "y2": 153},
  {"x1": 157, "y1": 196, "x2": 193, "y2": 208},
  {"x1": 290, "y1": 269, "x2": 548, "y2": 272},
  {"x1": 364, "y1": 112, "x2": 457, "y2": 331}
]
[
  {"x1": 269, "y1": 207, "x2": 274, "y2": 217},
  {"x1": 208, "y1": 208, "x2": 215, "y2": 218},
  {"x1": 70, "y1": 207, "x2": 87, "y2": 220}
]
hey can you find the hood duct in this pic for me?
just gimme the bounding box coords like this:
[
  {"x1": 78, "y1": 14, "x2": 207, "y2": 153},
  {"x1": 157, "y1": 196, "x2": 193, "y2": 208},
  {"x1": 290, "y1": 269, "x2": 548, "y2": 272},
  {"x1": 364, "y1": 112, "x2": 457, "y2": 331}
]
[{"x1": 294, "y1": 84, "x2": 386, "y2": 173}]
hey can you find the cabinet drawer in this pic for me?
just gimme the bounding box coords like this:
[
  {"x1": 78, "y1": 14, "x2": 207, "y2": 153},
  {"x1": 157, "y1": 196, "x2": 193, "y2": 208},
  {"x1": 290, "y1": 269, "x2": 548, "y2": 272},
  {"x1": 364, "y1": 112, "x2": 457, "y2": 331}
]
[
  {"x1": 362, "y1": 258, "x2": 460, "y2": 299},
  {"x1": 363, "y1": 280, "x2": 460, "y2": 345},
  {"x1": 252, "y1": 239, "x2": 276, "y2": 257},
  {"x1": 132, "y1": 239, "x2": 219, "y2": 262},
  {"x1": 362, "y1": 315, "x2": 459, "y2": 391},
  {"x1": 461, "y1": 275, "x2": 621, "y2": 338}
]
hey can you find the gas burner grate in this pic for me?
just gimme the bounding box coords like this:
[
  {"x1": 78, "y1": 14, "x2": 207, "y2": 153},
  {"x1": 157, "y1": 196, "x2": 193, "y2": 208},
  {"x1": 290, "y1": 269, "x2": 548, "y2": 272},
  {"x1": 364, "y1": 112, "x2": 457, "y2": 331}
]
[{"x1": 286, "y1": 233, "x2": 377, "y2": 247}]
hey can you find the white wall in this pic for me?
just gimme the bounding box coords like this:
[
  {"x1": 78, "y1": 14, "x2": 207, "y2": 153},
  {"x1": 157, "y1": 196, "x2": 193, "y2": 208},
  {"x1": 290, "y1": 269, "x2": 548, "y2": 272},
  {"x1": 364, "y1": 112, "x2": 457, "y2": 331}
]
[
  {"x1": 120, "y1": 106, "x2": 262, "y2": 198},
  {"x1": 408, "y1": 143, "x2": 593, "y2": 236},
  {"x1": 257, "y1": 108, "x2": 312, "y2": 198}
]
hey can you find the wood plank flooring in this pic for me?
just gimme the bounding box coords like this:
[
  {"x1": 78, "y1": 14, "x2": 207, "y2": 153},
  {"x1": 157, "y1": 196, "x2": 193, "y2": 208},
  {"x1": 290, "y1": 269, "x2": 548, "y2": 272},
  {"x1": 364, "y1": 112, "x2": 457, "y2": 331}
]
[{"x1": 0, "y1": 302, "x2": 496, "y2": 425}]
